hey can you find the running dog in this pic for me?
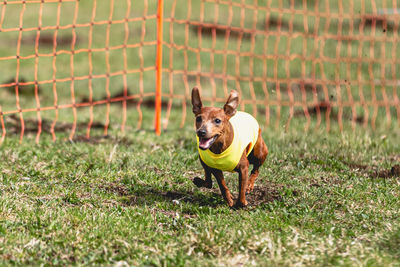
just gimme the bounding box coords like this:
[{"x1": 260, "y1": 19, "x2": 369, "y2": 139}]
[{"x1": 191, "y1": 87, "x2": 268, "y2": 208}]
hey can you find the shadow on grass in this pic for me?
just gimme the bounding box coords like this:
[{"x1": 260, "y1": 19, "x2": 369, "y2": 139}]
[
  {"x1": 100, "y1": 180, "x2": 286, "y2": 209},
  {"x1": 134, "y1": 188, "x2": 226, "y2": 208},
  {"x1": 100, "y1": 183, "x2": 225, "y2": 208}
]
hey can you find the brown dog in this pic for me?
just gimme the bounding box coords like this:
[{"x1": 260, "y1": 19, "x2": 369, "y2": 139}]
[{"x1": 191, "y1": 87, "x2": 268, "y2": 208}]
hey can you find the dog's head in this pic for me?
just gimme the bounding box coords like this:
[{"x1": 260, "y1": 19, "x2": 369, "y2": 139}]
[{"x1": 191, "y1": 87, "x2": 239, "y2": 150}]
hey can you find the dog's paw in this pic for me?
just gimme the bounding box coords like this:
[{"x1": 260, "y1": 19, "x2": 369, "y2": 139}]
[
  {"x1": 232, "y1": 200, "x2": 248, "y2": 209},
  {"x1": 193, "y1": 177, "x2": 212, "y2": 188},
  {"x1": 246, "y1": 184, "x2": 255, "y2": 193},
  {"x1": 193, "y1": 177, "x2": 206, "y2": 188}
]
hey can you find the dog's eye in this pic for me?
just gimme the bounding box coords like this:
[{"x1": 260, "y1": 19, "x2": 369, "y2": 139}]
[
  {"x1": 196, "y1": 116, "x2": 202, "y2": 123},
  {"x1": 214, "y1": 118, "x2": 221, "y2": 124}
]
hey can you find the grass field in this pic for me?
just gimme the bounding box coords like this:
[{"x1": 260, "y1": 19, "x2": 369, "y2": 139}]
[
  {"x1": 1, "y1": 0, "x2": 400, "y2": 265},
  {"x1": 0, "y1": 116, "x2": 399, "y2": 265}
]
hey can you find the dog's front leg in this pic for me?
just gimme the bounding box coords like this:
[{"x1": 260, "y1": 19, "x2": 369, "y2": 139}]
[
  {"x1": 193, "y1": 159, "x2": 213, "y2": 189},
  {"x1": 212, "y1": 169, "x2": 234, "y2": 207},
  {"x1": 235, "y1": 155, "x2": 249, "y2": 208}
]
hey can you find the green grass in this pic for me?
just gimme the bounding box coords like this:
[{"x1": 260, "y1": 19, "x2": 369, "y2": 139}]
[{"x1": 0, "y1": 118, "x2": 399, "y2": 265}]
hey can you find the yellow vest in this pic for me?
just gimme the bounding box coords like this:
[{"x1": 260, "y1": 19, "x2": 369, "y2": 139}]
[{"x1": 197, "y1": 111, "x2": 259, "y2": 172}]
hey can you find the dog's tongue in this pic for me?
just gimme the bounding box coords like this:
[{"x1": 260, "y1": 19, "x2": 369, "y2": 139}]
[{"x1": 199, "y1": 137, "x2": 214, "y2": 150}]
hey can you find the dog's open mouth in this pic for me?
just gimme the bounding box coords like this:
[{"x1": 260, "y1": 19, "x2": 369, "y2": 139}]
[{"x1": 198, "y1": 136, "x2": 217, "y2": 150}]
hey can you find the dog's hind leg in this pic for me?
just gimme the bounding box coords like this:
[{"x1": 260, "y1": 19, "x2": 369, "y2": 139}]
[
  {"x1": 247, "y1": 131, "x2": 268, "y2": 193},
  {"x1": 247, "y1": 168, "x2": 260, "y2": 193}
]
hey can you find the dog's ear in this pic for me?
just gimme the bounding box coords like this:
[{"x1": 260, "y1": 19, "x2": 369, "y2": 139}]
[
  {"x1": 191, "y1": 87, "x2": 203, "y2": 115},
  {"x1": 223, "y1": 90, "x2": 239, "y2": 117}
]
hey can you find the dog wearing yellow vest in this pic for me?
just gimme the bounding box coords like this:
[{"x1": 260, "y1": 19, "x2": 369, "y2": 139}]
[{"x1": 191, "y1": 87, "x2": 268, "y2": 208}]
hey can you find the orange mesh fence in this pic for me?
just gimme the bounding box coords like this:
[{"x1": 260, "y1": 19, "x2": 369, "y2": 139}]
[
  {"x1": 0, "y1": 0, "x2": 399, "y2": 143},
  {"x1": 162, "y1": 0, "x2": 400, "y2": 132},
  {"x1": 0, "y1": 0, "x2": 157, "y2": 143}
]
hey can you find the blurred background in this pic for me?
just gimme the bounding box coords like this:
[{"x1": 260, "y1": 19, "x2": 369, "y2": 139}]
[{"x1": 0, "y1": 0, "x2": 399, "y2": 141}]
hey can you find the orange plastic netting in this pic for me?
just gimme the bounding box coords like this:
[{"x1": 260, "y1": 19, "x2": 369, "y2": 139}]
[
  {"x1": 161, "y1": 0, "x2": 400, "y2": 132},
  {"x1": 0, "y1": 0, "x2": 157, "y2": 142},
  {"x1": 0, "y1": 0, "x2": 399, "y2": 143}
]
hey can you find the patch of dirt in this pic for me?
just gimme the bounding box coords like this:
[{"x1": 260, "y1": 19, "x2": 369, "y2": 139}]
[
  {"x1": 292, "y1": 80, "x2": 324, "y2": 92},
  {"x1": 191, "y1": 24, "x2": 253, "y2": 40},
  {"x1": 191, "y1": 18, "x2": 308, "y2": 40},
  {"x1": 264, "y1": 17, "x2": 292, "y2": 31},
  {"x1": 264, "y1": 17, "x2": 312, "y2": 33},
  {"x1": 80, "y1": 88, "x2": 169, "y2": 108},
  {"x1": 344, "y1": 162, "x2": 369, "y2": 171},
  {"x1": 2, "y1": 77, "x2": 40, "y2": 96},
  {"x1": 298, "y1": 101, "x2": 332, "y2": 116},
  {"x1": 344, "y1": 161, "x2": 400, "y2": 179},
  {"x1": 359, "y1": 15, "x2": 395, "y2": 32},
  {"x1": 191, "y1": 177, "x2": 287, "y2": 207},
  {"x1": 21, "y1": 33, "x2": 78, "y2": 47},
  {"x1": 246, "y1": 184, "x2": 284, "y2": 206},
  {"x1": 373, "y1": 165, "x2": 400, "y2": 178},
  {"x1": 293, "y1": 101, "x2": 338, "y2": 119},
  {"x1": 4, "y1": 114, "x2": 105, "y2": 134},
  {"x1": 293, "y1": 101, "x2": 365, "y2": 123},
  {"x1": 299, "y1": 154, "x2": 399, "y2": 180}
]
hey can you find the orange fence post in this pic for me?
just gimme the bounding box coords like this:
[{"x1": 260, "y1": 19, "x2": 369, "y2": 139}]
[{"x1": 155, "y1": 0, "x2": 164, "y2": 136}]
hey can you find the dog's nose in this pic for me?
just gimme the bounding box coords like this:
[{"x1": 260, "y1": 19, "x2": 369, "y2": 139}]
[{"x1": 197, "y1": 129, "x2": 206, "y2": 137}]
